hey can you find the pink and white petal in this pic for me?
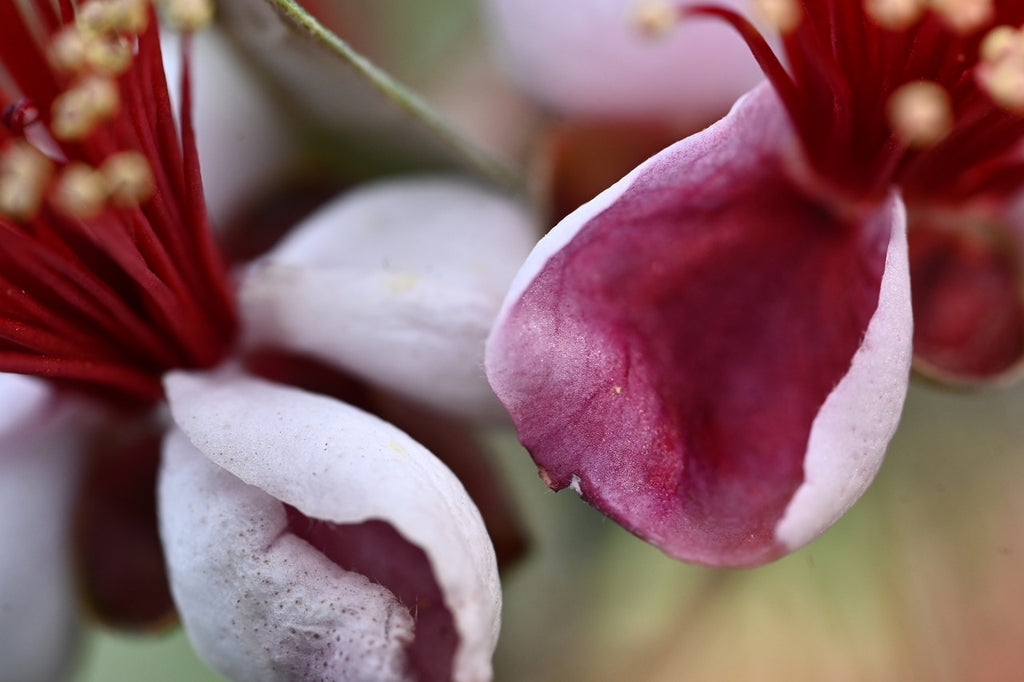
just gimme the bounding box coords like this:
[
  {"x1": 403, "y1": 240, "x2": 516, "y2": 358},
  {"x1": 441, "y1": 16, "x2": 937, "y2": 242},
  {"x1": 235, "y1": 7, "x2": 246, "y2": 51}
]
[
  {"x1": 238, "y1": 177, "x2": 536, "y2": 420},
  {"x1": 481, "y1": 0, "x2": 764, "y2": 125},
  {"x1": 486, "y1": 84, "x2": 913, "y2": 567},
  {"x1": 0, "y1": 376, "x2": 94, "y2": 681},
  {"x1": 162, "y1": 29, "x2": 296, "y2": 230},
  {"x1": 161, "y1": 369, "x2": 501, "y2": 682}
]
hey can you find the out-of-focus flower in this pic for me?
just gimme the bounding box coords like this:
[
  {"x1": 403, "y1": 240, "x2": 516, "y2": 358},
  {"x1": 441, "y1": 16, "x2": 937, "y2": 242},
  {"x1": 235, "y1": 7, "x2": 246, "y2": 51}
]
[
  {"x1": 0, "y1": 0, "x2": 531, "y2": 679},
  {"x1": 480, "y1": 0, "x2": 764, "y2": 127},
  {"x1": 487, "y1": 1, "x2": 1024, "y2": 566}
]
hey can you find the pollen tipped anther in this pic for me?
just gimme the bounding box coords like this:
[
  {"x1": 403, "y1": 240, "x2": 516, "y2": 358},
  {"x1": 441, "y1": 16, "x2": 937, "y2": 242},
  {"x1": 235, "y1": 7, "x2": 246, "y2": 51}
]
[
  {"x1": 51, "y1": 76, "x2": 120, "y2": 141},
  {"x1": 83, "y1": 35, "x2": 133, "y2": 76},
  {"x1": 977, "y1": 25, "x2": 1024, "y2": 112},
  {"x1": 52, "y1": 163, "x2": 108, "y2": 219},
  {"x1": 630, "y1": 1, "x2": 678, "y2": 38},
  {"x1": 864, "y1": 0, "x2": 926, "y2": 31},
  {"x1": 159, "y1": 0, "x2": 215, "y2": 32},
  {"x1": 930, "y1": 0, "x2": 995, "y2": 34},
  {"x1": 754, "y1": 0, "x2": 802, "y2": 33},
  {"x1": 0, "y1": 142, "x2": 54, "y2": 221},
  {"x1": 887, "y1": 80, "x2": 954, "y2": 148},
  {"x1": 101, "y1": 151, "x2": 154, "y2": 206},
  {"x1": 77, "y1": 0, "x2": 150, "y2": 38},
  {"x1": 49, "y1": 28, "x2": 88, "y2": 73}
]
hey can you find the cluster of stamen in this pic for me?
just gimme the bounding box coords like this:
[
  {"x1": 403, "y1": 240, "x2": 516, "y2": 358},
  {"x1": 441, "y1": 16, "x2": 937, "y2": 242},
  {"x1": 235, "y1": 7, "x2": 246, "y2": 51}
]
[
  {"x1": 632, "y1": 0, "x2": 1024, "y2": 204},
  {"x1": 0, "y1": 0, "x2": 233, "y2": 401},
  {"x1": 0, "y1": 0, "x2": 211, "y2": 223}
]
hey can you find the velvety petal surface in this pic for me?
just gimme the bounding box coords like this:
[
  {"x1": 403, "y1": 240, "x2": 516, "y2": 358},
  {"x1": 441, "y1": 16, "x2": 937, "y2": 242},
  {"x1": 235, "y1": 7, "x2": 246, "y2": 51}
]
[
  {"x1": 0, "y1": 376, "x2": 94, "y2": 681},
  {"x1": 238, "y1": 177, "x2": 536, "y2": 420},
  {"x1": 481, "y1": 0, "x2": 763, "y2": 125},
  {"x1": 160, "y1": 369, "x2": 500, "y2": 682},
  {"x1": 486, "y1": 85, "x2": 913, "y2": 566},
  {"x1": 908, "y1": 217, "x2": 1024, "y2": 383}
]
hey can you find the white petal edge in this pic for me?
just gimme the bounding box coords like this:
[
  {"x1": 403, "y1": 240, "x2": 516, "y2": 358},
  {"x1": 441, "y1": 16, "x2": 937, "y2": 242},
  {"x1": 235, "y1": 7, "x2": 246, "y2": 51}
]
[
  {"x1": 774, "y1": 196, "x2": 913, "y2": 549},
  {"x1": 0, "y1": 376, "x2": 93, "y2": 682},
  {"x1": 163, "y1": 369, "x2": 501, "y2": 682},
  {"x1": 239, "y1": 176, "x2": 536, "y2": 420}
]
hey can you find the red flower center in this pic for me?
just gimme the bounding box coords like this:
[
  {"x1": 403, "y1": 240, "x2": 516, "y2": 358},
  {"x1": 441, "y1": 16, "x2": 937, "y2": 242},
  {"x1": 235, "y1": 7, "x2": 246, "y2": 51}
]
[
  {"x1": 0, "y1": 0, "x2": 236, "y2": 403},
  {"x1": 662, "y1": 1, "x2": 1024, "y2": 207}
]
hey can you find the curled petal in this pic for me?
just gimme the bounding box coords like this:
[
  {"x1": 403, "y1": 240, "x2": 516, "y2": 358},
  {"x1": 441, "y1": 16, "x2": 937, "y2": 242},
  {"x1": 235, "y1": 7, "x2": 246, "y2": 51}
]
[
  {"x1": 238, "y1": 177, "x2": 536, "y2": 420},
  {"x1": 160, "y1": 369, "x2": 500, "y2": 681},
  {"x1": 485, "y1": 85, "x2": 913, "y2": 566},
  {"x1": 481, "y1": 0, "x2": 763, "y2": 124},
  {"x1": 0, "y1": 376, "x2": 93, "y2": 681}
]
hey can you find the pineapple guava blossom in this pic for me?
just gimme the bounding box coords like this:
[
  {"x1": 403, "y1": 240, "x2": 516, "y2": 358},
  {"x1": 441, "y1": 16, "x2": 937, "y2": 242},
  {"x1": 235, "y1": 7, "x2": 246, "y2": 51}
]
[
  {"x1": 0, "y1": 1, "x2": 532, "y2": 679},
  {"x1": 486, "y1": 0, "x2": 1024, "y2": 566}
]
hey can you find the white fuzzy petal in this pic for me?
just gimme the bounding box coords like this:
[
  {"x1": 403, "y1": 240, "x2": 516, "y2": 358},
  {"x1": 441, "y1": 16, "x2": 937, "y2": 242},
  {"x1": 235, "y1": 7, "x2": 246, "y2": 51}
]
[
  {"x1": 775, "y1": 197, "x2": 913, "y2": 549},
  {"x1": 159, "y1": 428, "x2": 415, "y2": 682},
  {"x1": 481, "y1": 0, "x2": 764, "y2": 124},
  {"x1": 239, "y1": 177, "x2": 536, "y2": 419},
  {"x1": 162, "y1": 369, "x2": 501, "y2": 682},
  {"x1": 0, "y1": 376, "x2": 90, "y2": 682}
]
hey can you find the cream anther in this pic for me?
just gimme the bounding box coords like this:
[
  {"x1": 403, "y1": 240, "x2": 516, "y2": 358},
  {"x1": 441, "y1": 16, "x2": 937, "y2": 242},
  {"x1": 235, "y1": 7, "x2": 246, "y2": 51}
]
[
  {"x1": 106, "y1": 0, "x2": 151, "y2": 34},
  {"x1": 0, "y1": 142, "x2": 54, "y2": 221},
  {"x1": 101, "y1": 151, "x2": 155, "y2": 206},
  {"x1": 48, "y1": 28, "x2": 88, "y2": 73},
  {"x1": 977, "y1": 26, "x2": 1024, "y2": 112},
  {"x1": 930, "y1": 0, "x2": 994, "y2": 34},
  {"x1": 980, "y1": 25, "x2": 1022, "y2": 62},
  {"x1": 51, "y1": 76, "x2": 120, "y2": 141},
  {"x1": 754, "y1": 0, "x2": 802, "y2": 33},
  {"x1": 83, "y1": 35, "x2": 133, "y2": 76},
  {"x1": 630, "y1": 1, "x2": 678, "y2": 38},
  {"x1": 887, "y1": 80, "x2": 954, "y2": 148},
  {"x1": 77, "y1": 0, "x2": 121, "y2": 35},
  {"x1": 159, "y1": 0, "x2": 215, "y2": 31},
  {"x1": 52, "y1": 163, "x2": 108, "y2": 219},
  {"x1": 864, "y1": 0, "x2": 926, "y2": 31}
]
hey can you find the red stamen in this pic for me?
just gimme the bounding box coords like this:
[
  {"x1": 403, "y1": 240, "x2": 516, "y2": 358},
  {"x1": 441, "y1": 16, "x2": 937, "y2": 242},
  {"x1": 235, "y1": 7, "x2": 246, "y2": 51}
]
[
  {"x1": 0, "y1": 1, "x2": 237, "y2": 402},
  {"x1": 682, "y1": 1, "x2": 1024, "y2": 205}
]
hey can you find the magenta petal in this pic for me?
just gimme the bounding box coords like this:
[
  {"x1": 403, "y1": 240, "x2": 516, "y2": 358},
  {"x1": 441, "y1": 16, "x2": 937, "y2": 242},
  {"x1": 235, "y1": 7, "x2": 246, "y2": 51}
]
[{"x1": 486, "y1": 85, "x2": 913, "y2": 567}]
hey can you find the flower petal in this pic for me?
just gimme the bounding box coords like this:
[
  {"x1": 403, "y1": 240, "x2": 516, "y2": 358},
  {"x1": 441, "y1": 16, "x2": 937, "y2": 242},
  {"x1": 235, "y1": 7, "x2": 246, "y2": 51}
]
[
  {"x1": 0, "y1": 376, "x2": 91, "y2": 681},
  {"x1": 160, "y1": 369, "x2": 501, "y2": 682},
  {"x1": 481, "y1": 0, "x2": 763, "y2": 125},
  {"x1": 238, "y1": 177, "x2": 536, "y2": 420},
  {"x1": 485, "y1": 84, "x2": 913, "y2": 566}
]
